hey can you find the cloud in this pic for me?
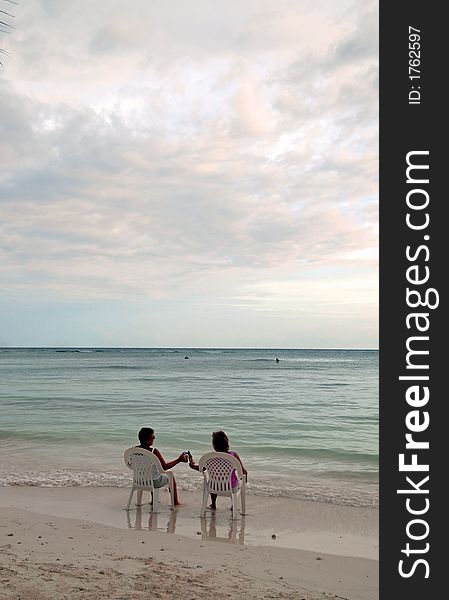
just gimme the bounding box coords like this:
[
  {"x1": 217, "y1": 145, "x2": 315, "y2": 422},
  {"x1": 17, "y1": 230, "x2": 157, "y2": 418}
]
[{"x1": 0, "y1": 0, "x2": 378, "y2": 346}]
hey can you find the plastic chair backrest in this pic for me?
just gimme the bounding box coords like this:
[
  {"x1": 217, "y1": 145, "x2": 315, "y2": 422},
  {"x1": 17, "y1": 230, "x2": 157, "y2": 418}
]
[
  {"x1": 124, "y1": 447, "x2": 163, "y2": 487},
  {"x1": 198, "y1": 452, "x2": 243, "y2": 493}
]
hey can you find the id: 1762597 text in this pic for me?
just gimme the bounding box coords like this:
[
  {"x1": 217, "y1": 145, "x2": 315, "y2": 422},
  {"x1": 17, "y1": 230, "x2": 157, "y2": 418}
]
[{"x1": 409, "y1": 26, "x2": 421, "y2": 105}]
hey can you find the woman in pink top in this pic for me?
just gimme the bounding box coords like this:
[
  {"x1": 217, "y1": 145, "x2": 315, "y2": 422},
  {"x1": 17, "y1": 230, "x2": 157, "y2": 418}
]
[{"x1": 189, "y1": 430, "x2": 247, "y2": 510}]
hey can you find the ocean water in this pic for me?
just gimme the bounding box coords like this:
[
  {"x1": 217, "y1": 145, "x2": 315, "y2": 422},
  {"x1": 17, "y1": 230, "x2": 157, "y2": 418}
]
[{"x1": 0, "y1": 348, "x2": 378, "y2": 507}]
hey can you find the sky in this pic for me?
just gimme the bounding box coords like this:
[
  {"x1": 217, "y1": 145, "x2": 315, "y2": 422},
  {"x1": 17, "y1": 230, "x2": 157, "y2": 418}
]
[{"x1": 0, "y1": 0, "x2": 378, "y2": 348}]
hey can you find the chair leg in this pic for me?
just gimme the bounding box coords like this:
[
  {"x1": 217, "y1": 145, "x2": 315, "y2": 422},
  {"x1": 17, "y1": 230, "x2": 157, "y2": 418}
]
[
  {"x1": 126, "y1": 488, "x2": 134, "y2": 510},
  {"x1": 153, "y1": 489, "x2": 160, "y2": 513},
  {"x1": 240, "y1": 482, "x2": 246, "y2": 515},
  {"x1": 231, "y1": 492, "x2": 237, "y2": 520},
  {"x1": 201, "y1": 486, "x2": 209, "y2": 517},
  {"x1": 136, "y1": 490, "x2": 143, "y2": 506}
]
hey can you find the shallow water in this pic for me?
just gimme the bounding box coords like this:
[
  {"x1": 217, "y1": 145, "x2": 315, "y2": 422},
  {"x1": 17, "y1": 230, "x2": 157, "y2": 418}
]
[{"x1": 0, "y1": 348, "x2": 378, "y2": 506}]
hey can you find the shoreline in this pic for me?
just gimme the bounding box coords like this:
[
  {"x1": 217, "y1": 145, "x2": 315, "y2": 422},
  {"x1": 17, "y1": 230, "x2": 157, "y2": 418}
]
[
  {"x1": 0, "y1": 486, "x2": 378, "y2": 558},
  {"x1": 0, "y1": 486, "x2": 378, "y2": 599},
  {"x1": 0, "y1": 466, "x2": 379, "y2": 509}
]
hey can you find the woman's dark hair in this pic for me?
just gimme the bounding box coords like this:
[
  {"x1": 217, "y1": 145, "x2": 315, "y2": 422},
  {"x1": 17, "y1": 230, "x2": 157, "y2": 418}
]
[
  {"x1": 138, "y1": 427, "x2": 154, "y2": 446},
  {"x1": 212, "y1": 430, "x2": 230, "y2": 452}
]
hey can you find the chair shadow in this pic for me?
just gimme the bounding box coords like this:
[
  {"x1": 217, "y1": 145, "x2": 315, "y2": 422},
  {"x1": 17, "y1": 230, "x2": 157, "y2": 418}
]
[
  {"x1": 200, "y1": 514, "x2": 246, "y2": 544},
  {"x1": 126, "y1": 506, "x2": 178, "y2": 533}
]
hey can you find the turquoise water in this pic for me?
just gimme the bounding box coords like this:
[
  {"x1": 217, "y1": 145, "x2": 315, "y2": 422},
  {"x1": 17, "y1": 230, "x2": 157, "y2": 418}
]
[{"x1": 0, "y1": 348, "x2": 378, "y2": 506}]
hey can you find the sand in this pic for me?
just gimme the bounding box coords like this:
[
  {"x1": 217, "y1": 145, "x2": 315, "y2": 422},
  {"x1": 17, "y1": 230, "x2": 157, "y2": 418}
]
[{"x1": 0, "y1": 487, "x2": 378, "y2": 599}]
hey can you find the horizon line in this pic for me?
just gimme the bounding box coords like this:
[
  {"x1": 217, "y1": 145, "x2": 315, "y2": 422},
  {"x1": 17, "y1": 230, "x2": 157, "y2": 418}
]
[{"x1": 1, "y1": 345, "x2": 379, "y2": 351}]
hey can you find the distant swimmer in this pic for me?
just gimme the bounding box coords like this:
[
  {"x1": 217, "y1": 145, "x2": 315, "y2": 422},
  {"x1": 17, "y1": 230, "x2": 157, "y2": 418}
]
[
  {"x1": 184, "y1": 356, "x2": 189, "y2": 359},
  {"x1": 275, "y1": 357, "x2": 280, "y2": 363}
]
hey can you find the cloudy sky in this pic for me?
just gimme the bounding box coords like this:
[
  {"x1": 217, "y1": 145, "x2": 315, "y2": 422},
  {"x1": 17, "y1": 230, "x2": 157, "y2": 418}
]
[{"x1": 0, "y1": 0, "x2": 378, "y2": 348}]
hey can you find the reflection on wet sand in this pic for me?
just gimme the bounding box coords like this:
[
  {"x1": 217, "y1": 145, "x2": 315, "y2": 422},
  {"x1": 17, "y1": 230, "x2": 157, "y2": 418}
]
[
  {"x1": 200, "y1": 514, "x2": 245, "y2": 544},
  {"x1": 126, "y1": 506, "x2": 178, "y2": 533},
  {"x1": 126, "y1": 508, "x2": 245, "y2": 544}
]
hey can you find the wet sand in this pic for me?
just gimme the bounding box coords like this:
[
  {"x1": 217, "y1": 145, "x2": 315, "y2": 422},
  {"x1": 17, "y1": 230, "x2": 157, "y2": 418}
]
[{"x1": 0, "y1": 486, "x2": 378, "y2": 599}]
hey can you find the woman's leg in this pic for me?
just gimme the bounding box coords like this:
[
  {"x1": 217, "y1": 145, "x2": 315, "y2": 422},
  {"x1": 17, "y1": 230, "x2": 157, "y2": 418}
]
[
  {"x1": 173, "y1": 475, "x2": 181, "y2": 506},
  {"x1": 210, "y1": 493, "x2": 217, "y2": 509}
]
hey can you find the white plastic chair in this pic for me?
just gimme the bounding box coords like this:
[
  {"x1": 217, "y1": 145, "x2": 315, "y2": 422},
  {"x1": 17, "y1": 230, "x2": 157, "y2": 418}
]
[
  {"x1": 198, "y1": 451, "x2": 246, "y2": 519},
  {"x1": 124, "y1": 447, "x2": 174, "y2": 512}
]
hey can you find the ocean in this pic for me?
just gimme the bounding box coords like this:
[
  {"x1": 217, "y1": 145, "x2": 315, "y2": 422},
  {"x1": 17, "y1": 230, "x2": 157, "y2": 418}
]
[{"x1": 0, "y1": 348, "x2": 378, "y2": 507}]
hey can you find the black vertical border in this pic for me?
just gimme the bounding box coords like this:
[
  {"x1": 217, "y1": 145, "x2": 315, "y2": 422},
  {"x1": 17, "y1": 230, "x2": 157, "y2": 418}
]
[{"x1": 380, "y1": 1, "x2": 444, "y2": 598}]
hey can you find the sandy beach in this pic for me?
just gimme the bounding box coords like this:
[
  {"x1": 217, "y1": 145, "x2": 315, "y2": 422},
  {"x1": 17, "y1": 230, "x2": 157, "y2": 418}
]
[{"x1": 0, "y1": 487, "x2": 378, "y2": 599}]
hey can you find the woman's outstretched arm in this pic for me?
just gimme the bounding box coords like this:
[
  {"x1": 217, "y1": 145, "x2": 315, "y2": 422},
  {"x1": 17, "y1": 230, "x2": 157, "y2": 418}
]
[
  {"x1": 188, "y1": 454, "x2": 200, "y2": 471},
  {"x1": 153, "y1": 449, "x2": 187, "y2": 470}
]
